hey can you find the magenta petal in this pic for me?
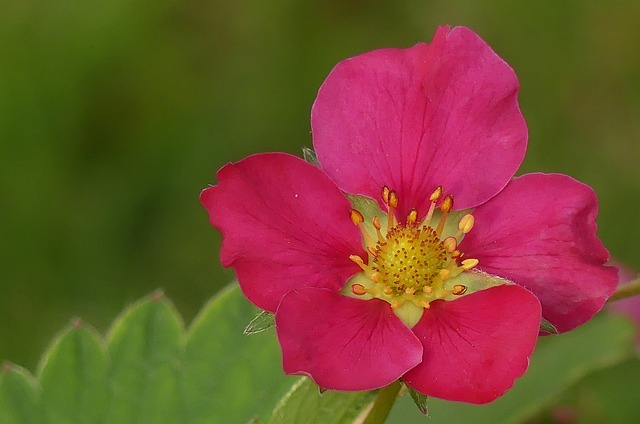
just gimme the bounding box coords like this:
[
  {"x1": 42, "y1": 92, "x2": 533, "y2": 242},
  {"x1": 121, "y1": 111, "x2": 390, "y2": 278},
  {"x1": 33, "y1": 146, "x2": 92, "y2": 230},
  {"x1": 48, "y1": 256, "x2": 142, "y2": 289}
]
[
  {"x1": 403, "y1": 285, "x2": 541, "y2": 404},
  {"x1": 276, "y1": 288, "x2": 423, "y2": 391},
  {"x1": 200, "y1": 153, "x2": 365, "y2": 312},
  {"x1": 460, "y1": 173, "x2": 618, "y2": 333},
  {"x1": 312, "y1": 26, "x2": 527, "y2": 218}
]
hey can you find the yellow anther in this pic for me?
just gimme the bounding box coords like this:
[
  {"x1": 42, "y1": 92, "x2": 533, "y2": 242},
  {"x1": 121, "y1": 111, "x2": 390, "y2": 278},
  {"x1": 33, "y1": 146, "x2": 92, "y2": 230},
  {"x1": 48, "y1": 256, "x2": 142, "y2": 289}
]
[
  {"x1": 458, "y1": 214, "x2": 475, "y2": 234},
  {"x1": 388, "y1": 191, "x2": 399, "y2": 208},
  {"x1": 351, "y1": 284, "x2": 367, "y2": 295},
  {"x1": 440, "y1": 195, "x2": 454, "y2": 213},
  {"x1": 452, "y1": 284, "x2": 467, "y2": 295},
  {"x1": 349, "y1": 209, "x2": 364, "y2": 225},
  {"x1": 349, "y1": 255, "x2": 367, "y2": 270},
  {"x1": 405, "y1": 287, "x2": 416, "y2": 295},
  {"x1": 438, "y1": 269, "x2": 450, "y2": 280},
  {"x1": 423, "y1": 286, "x2": 433, "y2": 294},
  {"x1": 451, "y1": 250, "x2": 461, "y2": 258},
  {"x1": 429, "y1": 186, "x2": 444, "y2": 202},
  {"x1": 461, "y1": 258, "x2": 479, "y2": 270},
  {"x1": 390, "y1": 299, "x2": 402, "y2": 309},
  {"x1": 382, "y1": 186, "x2": 390, "y2": 204},
  {"x1": 435, "y1": 194, "x2": 454, "y2": 236},
  {"x1": 383, "y1": 285, "x2": 394, "y2": 295},
  {"x1": 370, "y1": 272, "x2": 382, "y2": 283},
  {"x1": 371, "y1": 216, "x2": 385, "y2": 242},
  {"x1": 442, "y1": 237, "x2": 457, "y2": 253},
  {"x1": 407, "y1": 209, "x2": 418, "y2": 225},
  {"x1": 420, "y1": 301, "x2": 431, "y2": 309}
]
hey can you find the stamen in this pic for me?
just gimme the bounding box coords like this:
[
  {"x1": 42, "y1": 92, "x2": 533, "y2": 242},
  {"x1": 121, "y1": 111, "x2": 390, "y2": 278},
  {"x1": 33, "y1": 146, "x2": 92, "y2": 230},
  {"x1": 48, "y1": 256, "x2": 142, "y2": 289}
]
[
  {"x1": 407, "y1": 209, "x2": 418, "y2": 225},
  {"x1": 440, "y1": 195, "x2": 453, "y2": 213},
  {"x1": 458, "y1": 214, "x2": 475, "y2": 234},
  {"x1": 429, "y1": 186, "x2": 444, "y2": 203},
  {"x1": 442, "y1": 237, "x2": 457, "y2": 253},
  {"x1": 349, "y1": 255, "x2": 368, "y2": 271},
  {"x1": 422, "y1": 186, "x2": 443, "y2": 227},
  {"x1": 382, "y1": 186, "x2": 390, "y2": 205},
  {"x1": 454, "y1": 213, "x2": 475, "y2": 240},
  {"x1": 372, "y1": 216, "x2": 385, "y2": 242},
  {"x1": 435, "y1": 194, "x2": 454, "y2": 236},
  {"x1": 461, "y1": 258, "x2": 479, "y2": 270},
  {"x1": 351, "y1": 284, "x2": 367, "y2": 295},
  {"x1": 452, "y1": 284, "x2": 467, "y2": 295},
  {"x1": 349, "y1": 209, "x2": 364, "y2": 224},
  {"x1": 386, "y1": 190, "x2": 398, "y2": 228},
  {"x1": 350, "y1": 209, "x2": 376, "y2": 247}
]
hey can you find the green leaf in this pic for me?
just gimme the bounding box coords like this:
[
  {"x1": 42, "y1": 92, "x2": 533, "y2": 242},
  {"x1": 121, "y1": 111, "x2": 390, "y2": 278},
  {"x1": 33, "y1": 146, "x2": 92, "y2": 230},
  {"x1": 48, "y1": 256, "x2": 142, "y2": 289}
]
[
  {"x1": 182, "y1": 284, "x2": 296, "y2": 424},
  {"x1": 267, "y1": 378, "x2": 377, "y2": 424},
  {"x1": 244, "y1": 310, "x2": 275, "y2": 335},
  {"x1": 104, "y1": 290, "x2": 183, "y2": 424},
  {"x1": 387, "y1": 313, "x2": 636, "y2": 424},
  {"x1": 0, "y1": 363, "x2": 45, "y2": 424},
  {"x1": 556, "y1": 357, "x2": 640, "y2": 424},
  {"x1": 38, "y1": 319, "x2": 108, "y2": 424}
]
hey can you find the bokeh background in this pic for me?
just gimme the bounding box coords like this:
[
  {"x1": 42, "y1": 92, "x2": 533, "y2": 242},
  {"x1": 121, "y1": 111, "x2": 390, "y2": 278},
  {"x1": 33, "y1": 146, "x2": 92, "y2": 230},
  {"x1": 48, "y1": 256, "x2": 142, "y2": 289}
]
[{"x1": 1, "y1": 0, "x2": 638, "y2": 381}]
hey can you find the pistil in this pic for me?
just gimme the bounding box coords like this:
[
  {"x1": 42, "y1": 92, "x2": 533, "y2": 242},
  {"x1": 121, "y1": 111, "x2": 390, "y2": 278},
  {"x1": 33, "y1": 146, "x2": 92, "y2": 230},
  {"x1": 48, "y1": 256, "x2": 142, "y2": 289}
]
[{"x1": 346, "y1": 185, "x2": 480, "y2": 323}]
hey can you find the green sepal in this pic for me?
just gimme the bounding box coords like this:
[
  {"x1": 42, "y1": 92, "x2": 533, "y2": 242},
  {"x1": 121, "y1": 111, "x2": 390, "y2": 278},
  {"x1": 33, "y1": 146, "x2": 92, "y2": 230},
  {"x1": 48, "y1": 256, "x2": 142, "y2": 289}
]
[
  {"x1": 346, "y1": 194, "x2": 388, "y2": 235},
  {"x1": 244, "y1": 310, "x2": 275, "y2": 335},
  {"x1": 540, "y1": 317, "x2": 559, "y2": 334},
  {"x1": 405, "y1": 383, "x2": 429, "y2": 416},
  {"x1": 302, "y1": 147, "x2": 319, "y2": 166}
]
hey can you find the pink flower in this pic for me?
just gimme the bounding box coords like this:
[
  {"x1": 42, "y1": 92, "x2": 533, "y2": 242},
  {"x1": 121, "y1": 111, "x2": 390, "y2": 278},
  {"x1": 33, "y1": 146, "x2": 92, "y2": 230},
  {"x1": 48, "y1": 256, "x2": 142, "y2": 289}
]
[{"x1": 201, "y1": 26, "x2": 617, "y2": 404}]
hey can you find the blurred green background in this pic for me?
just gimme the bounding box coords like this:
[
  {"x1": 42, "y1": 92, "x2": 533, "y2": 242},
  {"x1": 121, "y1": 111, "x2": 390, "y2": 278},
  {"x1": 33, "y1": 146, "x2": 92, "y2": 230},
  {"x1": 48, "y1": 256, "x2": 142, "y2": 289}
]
[{"x1": 1, "y1": 0, "x2": 638, "y2": 376}]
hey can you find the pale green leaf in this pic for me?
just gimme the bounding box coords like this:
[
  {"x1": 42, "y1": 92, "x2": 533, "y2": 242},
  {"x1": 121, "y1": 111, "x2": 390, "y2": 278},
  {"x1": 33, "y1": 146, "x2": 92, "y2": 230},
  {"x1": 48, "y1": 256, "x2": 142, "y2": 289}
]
[
  {"x1": 0, "y1": 364, "x2": 45, "y2": 424},
  {"x1": 267, "y1": 378, "x2": 376, "y2": 424},
  {"x1": 542, "y1": 357, "x2": 640, "y2": 424},
  {"x1": 182, "y1": 284, "x2": 296, "y2": 424},
  {"x1": 104, "y1": 291, "x2": 183, "y2": 424},
  {"x1": 38, "y1": 320, "x2": 107, "y2": 424}
]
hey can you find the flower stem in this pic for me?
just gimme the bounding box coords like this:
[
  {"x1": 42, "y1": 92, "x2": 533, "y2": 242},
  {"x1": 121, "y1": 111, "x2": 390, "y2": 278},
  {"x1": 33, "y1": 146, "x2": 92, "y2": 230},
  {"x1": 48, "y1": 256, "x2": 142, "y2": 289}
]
[
  {"x1": 607, "y1": 277, "x2": 640, "y2": 303},
  {"x1": 362, "y1": 380, "x2": 402, "y2": 424}
]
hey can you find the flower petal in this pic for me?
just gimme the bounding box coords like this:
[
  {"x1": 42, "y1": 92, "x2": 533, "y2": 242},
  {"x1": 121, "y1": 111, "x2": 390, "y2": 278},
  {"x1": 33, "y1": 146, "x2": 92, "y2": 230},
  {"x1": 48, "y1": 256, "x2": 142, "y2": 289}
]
[
  {"x1": 460, "y1": 173, "x2": 618, "y2": 333},
  {"x1": 403, "y1": 285, "x2": 541, "y2": 404},
  {"x1": 276, "y1": 288, "x2": 423, "y2": 391},
  {"x1": 312, "y1": 26, "x2": 527, "y2": 218},
  {"x1": 200, "y1": 153, "x2": 365, "y2": 312}
]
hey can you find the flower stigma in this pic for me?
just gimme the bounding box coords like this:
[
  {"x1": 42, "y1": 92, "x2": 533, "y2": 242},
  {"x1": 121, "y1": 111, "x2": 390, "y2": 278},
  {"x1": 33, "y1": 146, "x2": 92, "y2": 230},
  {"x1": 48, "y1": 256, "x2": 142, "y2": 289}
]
[{"x1": 345, "y1": 186, "x2": 479, "y2": 327}]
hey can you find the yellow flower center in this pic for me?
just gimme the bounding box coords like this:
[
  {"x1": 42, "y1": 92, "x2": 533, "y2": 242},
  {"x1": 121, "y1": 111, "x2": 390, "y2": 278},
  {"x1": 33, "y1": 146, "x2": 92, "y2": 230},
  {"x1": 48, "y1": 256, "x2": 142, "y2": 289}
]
[{"x1": 345, "y1": 186, "x2": 479, "y2": 327}]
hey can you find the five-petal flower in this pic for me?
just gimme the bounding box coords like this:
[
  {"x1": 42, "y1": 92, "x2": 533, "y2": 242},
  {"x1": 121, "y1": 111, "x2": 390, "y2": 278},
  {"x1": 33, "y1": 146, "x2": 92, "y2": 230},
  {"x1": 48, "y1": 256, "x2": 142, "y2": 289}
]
[{"x1": 201, "y1": 26, "x2": 618, "y2": 404}]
